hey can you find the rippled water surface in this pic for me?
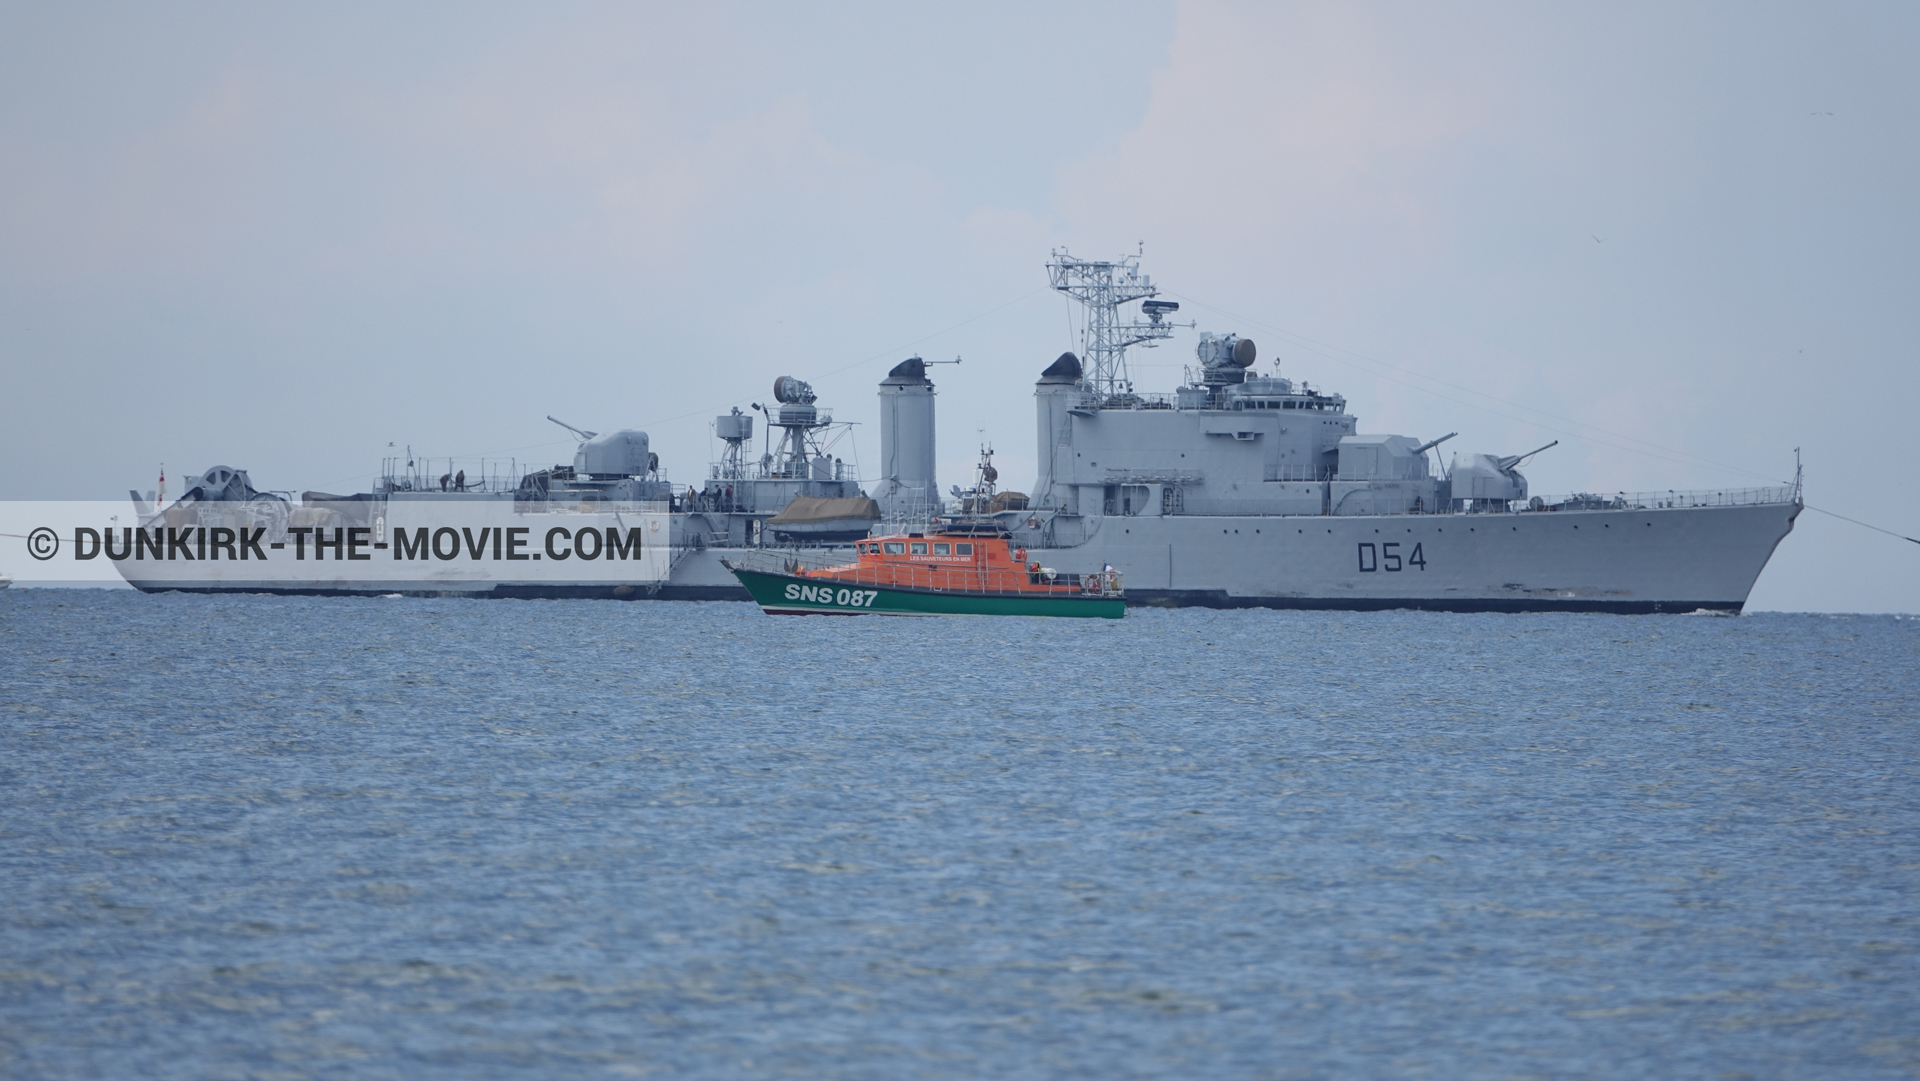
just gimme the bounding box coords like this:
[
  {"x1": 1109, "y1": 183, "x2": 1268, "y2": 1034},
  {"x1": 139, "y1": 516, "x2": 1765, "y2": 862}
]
[{"x1": 2, "y1": 590, "x2": 1917, "y2": 1079}]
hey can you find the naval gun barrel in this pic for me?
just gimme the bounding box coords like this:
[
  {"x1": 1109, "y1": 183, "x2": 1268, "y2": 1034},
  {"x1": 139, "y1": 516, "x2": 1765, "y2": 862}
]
[
  {"x1": 1410, "y1": 432, "x2": 1458, "y2": 456},
  {"x1": 547, "y1": 416, "x2": 598, "y2": 441},
  {"x1": 1497, "y1": 440, "x2": 1559, "y2": 471}
]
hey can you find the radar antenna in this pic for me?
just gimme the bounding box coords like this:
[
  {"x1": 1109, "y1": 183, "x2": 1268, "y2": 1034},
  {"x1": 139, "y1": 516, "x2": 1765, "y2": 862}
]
[
  {"x1": 766, "y1": 376, "x2": 833, "y2": 479},
  {"x1": 1047, "y1": 246, "x2": 1193, "y2": 399}
]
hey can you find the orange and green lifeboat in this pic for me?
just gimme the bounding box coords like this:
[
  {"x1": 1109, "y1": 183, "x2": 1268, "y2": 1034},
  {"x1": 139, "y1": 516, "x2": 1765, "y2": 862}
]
[{"x1": 723, "y1": 529, "x2": 1124, "y2": 618}]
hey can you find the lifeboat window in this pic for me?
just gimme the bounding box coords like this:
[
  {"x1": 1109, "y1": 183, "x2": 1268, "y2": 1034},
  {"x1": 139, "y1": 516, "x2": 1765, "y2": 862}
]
[
  {"x1": 910, "y1": 541, "x2": 929, "y2": 555},
  {"x1": 933, "y1": 542, "x2": 950, "y2": 555},
  {"x1": 956, "y1": 543, "x2": 973, "y2": 556},
  {"x1": 883, "y1": 541, "x2": 905, "y2": 554}
]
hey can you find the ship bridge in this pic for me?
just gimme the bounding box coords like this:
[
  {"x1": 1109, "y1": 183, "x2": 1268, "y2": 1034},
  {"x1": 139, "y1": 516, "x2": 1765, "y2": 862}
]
[{"x1": 1220, "y1": 378, "x2": 1346, "y2": 413}]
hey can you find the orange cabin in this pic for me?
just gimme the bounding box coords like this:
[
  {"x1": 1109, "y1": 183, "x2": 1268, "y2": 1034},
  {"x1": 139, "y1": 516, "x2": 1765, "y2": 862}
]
[{"x1": 802, "y1": 531, "x2": 1092, "y2": 594}]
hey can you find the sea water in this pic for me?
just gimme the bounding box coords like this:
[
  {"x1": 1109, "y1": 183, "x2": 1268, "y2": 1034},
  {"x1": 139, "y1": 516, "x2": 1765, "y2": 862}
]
[{"x1": 1, "y1": 591, "x2": 1916, "y2": 1079}]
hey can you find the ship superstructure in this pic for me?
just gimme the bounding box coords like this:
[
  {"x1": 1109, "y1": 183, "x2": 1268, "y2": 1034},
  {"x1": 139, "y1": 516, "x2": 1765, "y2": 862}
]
[
  {"x1": 108, "y1": 378, "x2": 867, "y2": 598},
  {"x1": 964, "y1": 249, "x2": 1801, "y2": 611}
]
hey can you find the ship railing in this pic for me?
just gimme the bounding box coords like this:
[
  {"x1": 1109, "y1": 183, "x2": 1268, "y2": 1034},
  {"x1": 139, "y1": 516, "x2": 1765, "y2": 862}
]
[
  {"x1": 1266, "y1": 465, "x2": 1336, "y2": 482},
  {"x1": 1104, "y1": 468, "x2": 1205, "y2": 484},
  {"x1": 380, "y1": 457, "x2": 527, "y2": 494},
  {"x1": 727, "y1": 548, "x2": 1123, "y2": 597},
  {"x1": 877, "y1": 489, "x2": 940, "y2": 534},
  {"x1": 510, "y1": 500, "x2": 670, "y2": 516},
  {"x1": 721, "y1": 459, "x2": 857, "y2": 483},
  {"x1": 1517, "y1": 486, "x2": 1799, "y2": 512},
  {"x1": 1083, "y1": 392, "x2": 1177, "y2": 411},
  {"x1": 384, "y1": 457, "x2": 679, "y2": 497},
  {"x1": 1334, "y1": 465, "x2": 1432, "y2": 482}
]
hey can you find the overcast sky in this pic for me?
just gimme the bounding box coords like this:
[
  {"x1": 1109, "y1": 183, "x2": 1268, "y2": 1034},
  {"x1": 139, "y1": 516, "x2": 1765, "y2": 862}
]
[{"x1": 3, "y1": 1, "x2": 1916, "y2": 611}]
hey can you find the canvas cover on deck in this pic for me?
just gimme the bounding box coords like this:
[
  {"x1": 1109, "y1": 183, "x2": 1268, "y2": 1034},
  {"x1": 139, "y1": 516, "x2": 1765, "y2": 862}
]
[{"x1": 766, "y1": 495, "x2": 881, "y2": 525}]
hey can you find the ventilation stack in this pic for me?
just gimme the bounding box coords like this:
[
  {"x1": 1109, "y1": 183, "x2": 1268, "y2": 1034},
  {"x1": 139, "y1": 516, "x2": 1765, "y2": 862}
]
[
  {"x1": 876, "y1": 357, "x2": 940, "y2": 519},
  {"x1": 1032, "y1": 352, "x2": 1081, "y2": 511}
]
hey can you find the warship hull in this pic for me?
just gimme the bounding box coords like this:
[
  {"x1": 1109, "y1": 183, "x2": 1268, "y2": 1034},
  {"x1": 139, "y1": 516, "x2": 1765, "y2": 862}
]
[
  {"x1": 109, "y1": 500, "x2": 1796, "y2": 613},
  {"x1": 1029, "y1": 500, "x2": 1798, "y2": 613}
]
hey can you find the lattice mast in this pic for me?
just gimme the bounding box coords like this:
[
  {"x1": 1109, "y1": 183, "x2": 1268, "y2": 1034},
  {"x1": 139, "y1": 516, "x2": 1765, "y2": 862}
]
[{"x1": 1047, "y1": 246, "x2": 1188, "y2": 399}]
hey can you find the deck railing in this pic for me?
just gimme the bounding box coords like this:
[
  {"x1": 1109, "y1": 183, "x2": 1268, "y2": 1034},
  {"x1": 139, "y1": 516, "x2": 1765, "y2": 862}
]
[
  {"x1": 1520, "y1": 486, "x2": 1798, "y2": 512},
  {"x1": 1081, "y1": 392, "x2": 1177, "y2": 411}
]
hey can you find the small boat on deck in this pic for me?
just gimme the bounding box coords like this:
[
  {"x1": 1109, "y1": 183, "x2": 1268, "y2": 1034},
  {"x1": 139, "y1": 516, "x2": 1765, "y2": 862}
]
[{"x1": 724, "y1": 525, "x2": 1124, "y2": 618}]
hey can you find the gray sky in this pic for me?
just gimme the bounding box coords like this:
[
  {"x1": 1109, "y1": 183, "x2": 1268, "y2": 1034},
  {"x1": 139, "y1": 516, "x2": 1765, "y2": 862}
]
[{"x1": 4, "y1": 1, "x2": 1916, "y2": 611}]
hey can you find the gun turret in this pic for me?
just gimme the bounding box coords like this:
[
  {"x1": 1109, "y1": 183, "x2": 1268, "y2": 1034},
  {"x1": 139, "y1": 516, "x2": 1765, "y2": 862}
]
[
  {"x1": 1449, "y1": 441, "x2": 1554, "y2": 507},
  {"x1": 1411, "y1": 432, "x2": 1458, "y2": 457}
]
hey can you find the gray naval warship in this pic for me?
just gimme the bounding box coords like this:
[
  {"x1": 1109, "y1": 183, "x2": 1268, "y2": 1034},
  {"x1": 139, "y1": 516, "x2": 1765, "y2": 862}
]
[{"x1": 115, "y1": 249, "x2": 1800, "y2": 611}]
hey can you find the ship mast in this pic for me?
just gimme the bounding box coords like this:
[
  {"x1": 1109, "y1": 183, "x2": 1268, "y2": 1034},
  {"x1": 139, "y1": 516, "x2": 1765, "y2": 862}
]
[{"x1": 1047, "y1": 246, "x2": 1189, "y2": 399}]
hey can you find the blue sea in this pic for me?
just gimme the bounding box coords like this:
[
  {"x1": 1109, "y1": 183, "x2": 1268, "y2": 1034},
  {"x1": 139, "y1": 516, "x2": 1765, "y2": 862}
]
[{"x1": 2, "y1": 590, "x2": 1917, "y2": 1079}]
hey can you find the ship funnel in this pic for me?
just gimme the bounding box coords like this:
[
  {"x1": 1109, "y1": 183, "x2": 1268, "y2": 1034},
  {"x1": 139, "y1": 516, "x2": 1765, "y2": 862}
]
[
  {"x1": 876, "y1": 357, "x2": 940, "y2": 519},
  {"x1": 1038, "y1": 352, "x2": 1082, "y2": 384},
  {"x1": 1033, "y1": 353, "x2": 1084, "y2": 507},
  {"x1": 886, "y1": 357, "x2": 928, "y2": 383}
]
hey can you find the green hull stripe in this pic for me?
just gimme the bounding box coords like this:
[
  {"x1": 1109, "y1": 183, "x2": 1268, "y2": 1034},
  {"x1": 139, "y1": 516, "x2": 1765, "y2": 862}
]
[{"x1": 729, "y1": 568, "x2": 1124, "y2": 619}]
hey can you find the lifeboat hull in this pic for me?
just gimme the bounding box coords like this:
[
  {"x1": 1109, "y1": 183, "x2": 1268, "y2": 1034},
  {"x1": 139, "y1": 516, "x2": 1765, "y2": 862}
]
[{"x1": 726, "y1": 566, "x2": 1123, "y2": 619}]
